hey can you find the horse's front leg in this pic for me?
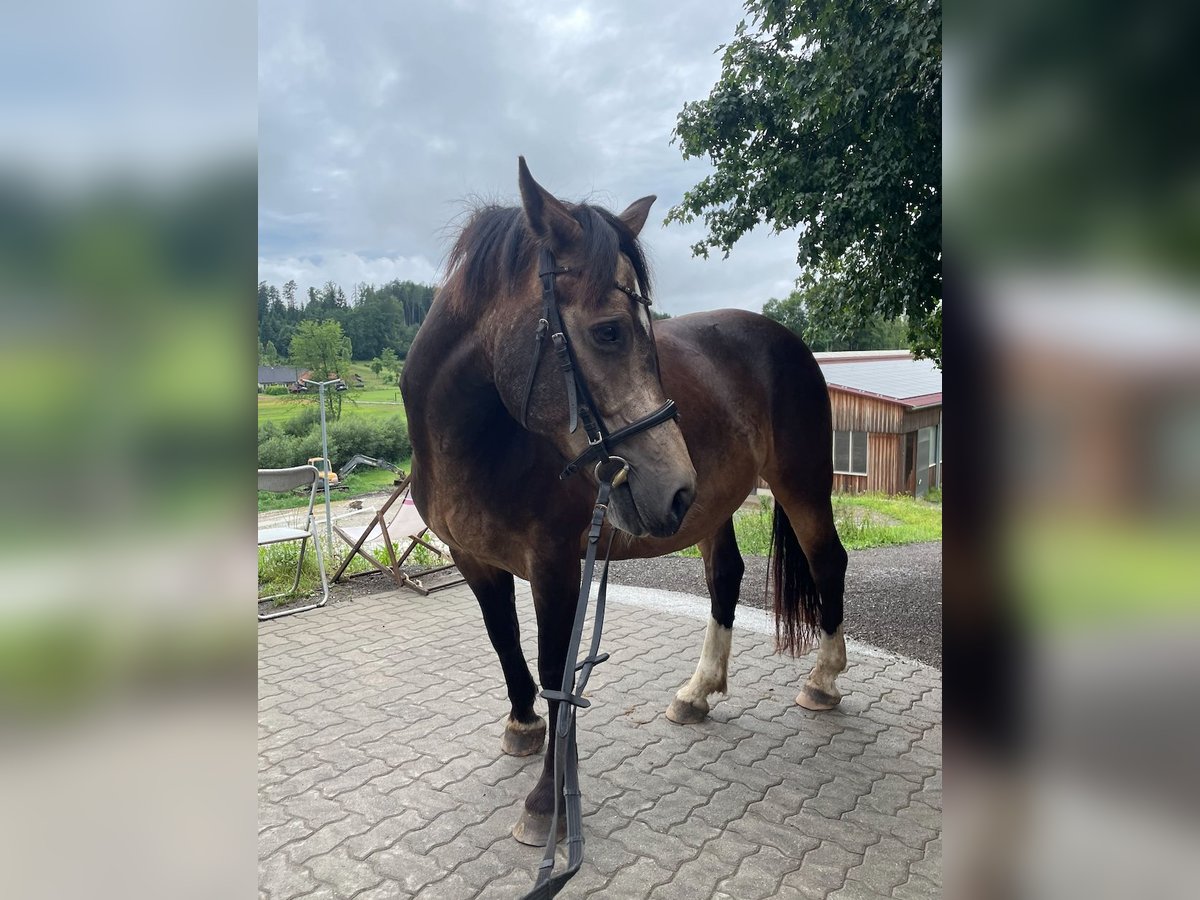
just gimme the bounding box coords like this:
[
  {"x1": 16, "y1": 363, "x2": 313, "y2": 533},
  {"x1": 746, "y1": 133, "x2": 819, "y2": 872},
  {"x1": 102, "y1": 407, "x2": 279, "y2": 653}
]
[
  {"x1": 668, "y1": 518, "x2": 743, "y2": 724},
  {"x1": 511, "y1": 556, "x2": 579, "y2": 846},
  {"x1": 456, "y1": 553, "x2": 545, "y2": 757}
]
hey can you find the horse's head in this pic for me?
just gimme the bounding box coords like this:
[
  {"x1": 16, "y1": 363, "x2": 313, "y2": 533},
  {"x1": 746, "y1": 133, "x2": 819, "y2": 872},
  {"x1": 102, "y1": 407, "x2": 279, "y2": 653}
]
[{"x1": 489, "y1": 158, "x2": 696, "y2": 538}]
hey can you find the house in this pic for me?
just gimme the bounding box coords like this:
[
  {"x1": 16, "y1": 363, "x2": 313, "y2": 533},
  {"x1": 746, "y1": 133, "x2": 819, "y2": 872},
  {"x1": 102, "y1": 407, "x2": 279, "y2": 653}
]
[
  {"x1": 258, "y1": 366, "x2": 303, "y2": 391},
  {"x1": 816, "y1": 350, "x2": 942, "y2": 497}
]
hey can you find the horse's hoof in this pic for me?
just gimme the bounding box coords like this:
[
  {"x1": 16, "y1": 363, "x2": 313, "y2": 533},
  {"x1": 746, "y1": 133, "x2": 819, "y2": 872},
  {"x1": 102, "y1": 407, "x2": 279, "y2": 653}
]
[
  {"x1": 796, "y1": 684, "x2": 842, "y2": 711},
  {"x1": 501, "y1": 717, "x2": 546, "y2": 757},
  {"x1": 665, "y1": 697, "x2": 709, "y2": 725},
  {"x1": 512, "y1": 809, "x2": 565, "y2": 846}
]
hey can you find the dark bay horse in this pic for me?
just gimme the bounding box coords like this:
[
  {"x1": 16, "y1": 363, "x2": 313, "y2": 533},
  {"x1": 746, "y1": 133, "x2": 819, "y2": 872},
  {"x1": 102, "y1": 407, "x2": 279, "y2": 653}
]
[{"x1": 401, "y1": 158, "x2": 848, "y2": 844}]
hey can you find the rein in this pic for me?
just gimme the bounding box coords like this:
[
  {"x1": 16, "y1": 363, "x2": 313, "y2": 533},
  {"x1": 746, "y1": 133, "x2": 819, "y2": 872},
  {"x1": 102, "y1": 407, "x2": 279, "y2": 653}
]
[{"x1": 517, "y1": 248, "x2": 678, "y2": 899}]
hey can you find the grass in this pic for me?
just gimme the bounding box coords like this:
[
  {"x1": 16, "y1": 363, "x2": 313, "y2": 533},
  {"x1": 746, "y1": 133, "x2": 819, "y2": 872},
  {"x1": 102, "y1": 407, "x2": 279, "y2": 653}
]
[
  {"x1": 257, "y1": 362, "x2": 411, "y2": 512},
  {"x1": 258, "y1": 393, "x2": 406, "y2": 424},
  {"x1": 258, "y1": 535, "x2": 445, "y2": 601},
  {"x1": 258, "y1": 361, "x2": 406, "y2": 425},
  {"x1": 259, "y1": 489, "x2": 941, "y2": 602},
  {"x1": 831, "y1": 493, "x2": 943, "y2": 550},
  {"x1": 675, "y1": 492, "x2": 942, "y2": 558}
]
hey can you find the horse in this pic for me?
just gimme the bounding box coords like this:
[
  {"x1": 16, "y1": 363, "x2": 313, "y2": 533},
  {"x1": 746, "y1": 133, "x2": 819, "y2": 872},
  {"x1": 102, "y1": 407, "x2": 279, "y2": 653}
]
[{"x1": 400, "y1": 158, "x2": 849, "y2": 847}]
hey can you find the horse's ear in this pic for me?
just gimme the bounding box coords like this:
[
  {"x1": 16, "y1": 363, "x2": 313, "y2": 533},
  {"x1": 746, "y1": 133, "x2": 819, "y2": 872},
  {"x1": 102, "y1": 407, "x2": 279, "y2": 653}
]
[
  {"x1": 518, "y1": 156, "x2": 582, "y2": 249},
  {"x1": 617, "y1": 195, "x2": 656, "y2": 238}
]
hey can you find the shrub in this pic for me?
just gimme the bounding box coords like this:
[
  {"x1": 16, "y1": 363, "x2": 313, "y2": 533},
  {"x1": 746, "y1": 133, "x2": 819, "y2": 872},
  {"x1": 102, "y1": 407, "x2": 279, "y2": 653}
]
[
  {"x1": 257, "y1": 434, "x2": 300, "y2": 469},
  {"x1": 295, "y1": 430, "x2": 323, "y2": 464},
  {"x1": 257, "y1": 430, "x2": 324, "y2": 469},
  {"x1": 283, "y1": 405, "x2": 321, "y2": 437},
  {"x1": 258, "y1": 420, "x2": 280, "y2": 445},
  {"x1": 328, "y1": 418, "x2": 380, "y2": 467},
  {"x1": 263, "y1": 384, "x2": 290, "y2": 396},
  {"x1": 259, "y1": 412, "x2": 409, "y2": 471},
  {"x1": 375, "y1": 415, "x2": 412, "y2": 463}
]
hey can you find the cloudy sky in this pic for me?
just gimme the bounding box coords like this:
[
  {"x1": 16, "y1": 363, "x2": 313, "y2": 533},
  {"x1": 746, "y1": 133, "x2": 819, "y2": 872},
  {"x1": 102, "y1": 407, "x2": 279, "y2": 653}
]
[{"x1": 258, "y1": 0, "x2": 803, "y2": 316}]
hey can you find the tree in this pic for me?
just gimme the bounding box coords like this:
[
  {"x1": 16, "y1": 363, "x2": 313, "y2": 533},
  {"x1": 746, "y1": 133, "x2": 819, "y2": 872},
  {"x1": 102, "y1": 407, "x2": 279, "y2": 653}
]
[
  {"x1": 378, "y1": 348, "x2": 400, "y2": 383},
  {"x1": 283, "y1": 279, "x2": 297, "y2": 310},
  {"x1": 764, "y1": 279, "x2": 908, "y2": 351},
  {"x1": 668, "y1": 0, "x2": 941, "y2": 365},
  {"x1": 289, "y1": 320, "x2": 352, "y2": 421},
  {"x1": 369, "y1": 358, "x2": 384, "y2": 378},
  {"x1": 261, "y1": 340, "x2": 281, "y2": 366}
]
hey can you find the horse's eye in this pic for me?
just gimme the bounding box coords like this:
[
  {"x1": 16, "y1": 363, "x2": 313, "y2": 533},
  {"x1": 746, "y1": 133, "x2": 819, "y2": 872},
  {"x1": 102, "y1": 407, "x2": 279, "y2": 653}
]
[{"x1": 592, "y1": 323, "x2": 621, "y2": 344}]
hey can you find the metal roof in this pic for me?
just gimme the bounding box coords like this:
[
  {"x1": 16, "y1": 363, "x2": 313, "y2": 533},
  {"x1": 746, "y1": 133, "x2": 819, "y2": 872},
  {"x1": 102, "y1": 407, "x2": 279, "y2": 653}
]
[
  {"x1": 815, "y1": 352, "x2": 942, "y2": 407},
  {"x1": 258, "y1": 365, "x2": 302, "y2": 384}
]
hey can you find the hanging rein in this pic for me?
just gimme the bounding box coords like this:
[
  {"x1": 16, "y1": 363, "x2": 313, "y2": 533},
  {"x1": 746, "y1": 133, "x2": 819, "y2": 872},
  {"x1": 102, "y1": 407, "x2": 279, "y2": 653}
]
[{"x1": 517, "y1": 248, "x2": 678, "y2": 899}]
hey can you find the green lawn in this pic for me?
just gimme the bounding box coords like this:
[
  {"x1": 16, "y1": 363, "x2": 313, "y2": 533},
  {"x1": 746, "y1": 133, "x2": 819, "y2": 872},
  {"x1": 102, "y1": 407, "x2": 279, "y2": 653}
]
[
  {"x1": 258, "y1": 394, "x2": 407, "y2": 424},
  {"x1": 258, "y1": 362, "x2": 411, "y2": 510},
  {"x1": 676, "y1": 492, "x2": 941, "y2": 558},
  {"x1": 259, "y1": 489, "x2": 940, "y2": 600},
  {"x1": 259, "y1": 362, "x2": 405, "y2": 425}
]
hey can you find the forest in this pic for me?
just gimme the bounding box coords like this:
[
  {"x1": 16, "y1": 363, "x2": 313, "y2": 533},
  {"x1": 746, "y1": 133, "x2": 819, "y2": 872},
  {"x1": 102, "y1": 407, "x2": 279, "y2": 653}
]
[{"x1": 257, "y1": 278, "x2": 434, "y2": 362}]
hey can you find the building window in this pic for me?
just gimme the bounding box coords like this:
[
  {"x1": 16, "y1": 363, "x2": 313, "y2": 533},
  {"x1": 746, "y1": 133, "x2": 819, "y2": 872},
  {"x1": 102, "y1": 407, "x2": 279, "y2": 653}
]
[{"x1": 833, "y1": 430, "x2": 868, "y2": 475}]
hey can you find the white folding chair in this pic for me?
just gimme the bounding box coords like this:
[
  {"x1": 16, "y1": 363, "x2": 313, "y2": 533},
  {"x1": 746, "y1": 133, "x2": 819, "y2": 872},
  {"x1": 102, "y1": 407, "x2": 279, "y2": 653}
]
[{"x1": 257, "y1": 465, "x2": 330, "y2": 620}]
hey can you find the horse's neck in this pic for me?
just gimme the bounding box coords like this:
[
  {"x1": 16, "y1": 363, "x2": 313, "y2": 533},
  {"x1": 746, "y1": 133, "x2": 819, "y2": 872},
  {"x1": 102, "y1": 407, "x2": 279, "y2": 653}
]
[{"x1": 410, "y1": 312, "x2": 524, "y2": 472}]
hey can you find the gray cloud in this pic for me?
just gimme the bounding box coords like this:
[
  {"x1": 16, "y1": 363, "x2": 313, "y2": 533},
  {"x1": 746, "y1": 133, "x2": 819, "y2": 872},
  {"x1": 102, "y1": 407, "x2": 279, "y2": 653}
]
[{"x1": 259, "y1": 0, "x2": 803, "y2": 313}]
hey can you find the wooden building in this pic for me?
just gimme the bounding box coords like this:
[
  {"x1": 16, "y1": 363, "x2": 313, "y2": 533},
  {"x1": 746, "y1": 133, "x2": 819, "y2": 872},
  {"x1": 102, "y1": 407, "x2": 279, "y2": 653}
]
[{"x1": 817, "y1": 351, "x2": 943, "y2": 497}]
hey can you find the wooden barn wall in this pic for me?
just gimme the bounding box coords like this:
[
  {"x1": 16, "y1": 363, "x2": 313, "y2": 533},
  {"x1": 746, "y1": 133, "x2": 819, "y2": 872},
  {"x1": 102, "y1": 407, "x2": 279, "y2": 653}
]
[
  {"x1": 828, "y1": 388, "x2": 942, "y2": 436},
  {"x1": 828, "y1": 391, "x2": 904, "y2": 433},
  {"x1": 760, "y1": 391, "x2": 940, "y2": 497},
  {"x1": 867, "y1": 432, "x2": 903, "y2": 494},
  {"x1": 832, "y1": 473, "x2": 867, "y2": 494},
  {"x1": 900, "y1": 407, "x2": 943, "y2": 433}
]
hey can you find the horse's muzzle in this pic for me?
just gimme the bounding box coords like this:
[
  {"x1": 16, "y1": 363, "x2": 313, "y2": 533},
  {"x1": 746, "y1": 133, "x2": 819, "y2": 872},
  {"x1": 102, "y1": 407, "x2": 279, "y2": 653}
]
[{"x1": 645, "y1": 482, "x2": 695, "y2": 538}]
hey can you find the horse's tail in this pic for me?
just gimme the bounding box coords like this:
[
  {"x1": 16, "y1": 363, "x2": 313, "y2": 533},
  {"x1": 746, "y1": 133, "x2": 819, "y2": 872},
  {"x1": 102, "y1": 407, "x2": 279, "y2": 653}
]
[{"x1": 768, "y1": 501, "x2": 821, "y2": 655}]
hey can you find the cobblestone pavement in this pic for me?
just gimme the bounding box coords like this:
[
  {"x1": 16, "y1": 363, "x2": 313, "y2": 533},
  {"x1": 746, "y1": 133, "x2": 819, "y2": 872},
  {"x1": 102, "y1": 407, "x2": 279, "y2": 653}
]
[{"x1": 259, "y1": 581, "x2": 942, "y2": 899}]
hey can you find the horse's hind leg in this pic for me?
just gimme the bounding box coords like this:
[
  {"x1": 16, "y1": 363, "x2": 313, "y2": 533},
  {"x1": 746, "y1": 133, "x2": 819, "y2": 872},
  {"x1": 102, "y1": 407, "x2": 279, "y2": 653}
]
[
  {"x1": 667, "y1": 518, "x2": 744, "y2": 724},
  {"x1": 769, "y1": 487, "x2": 849, "y2": 710},
  {"x1": 456, "y1": 554, "x2": 545, "y2": 756}
]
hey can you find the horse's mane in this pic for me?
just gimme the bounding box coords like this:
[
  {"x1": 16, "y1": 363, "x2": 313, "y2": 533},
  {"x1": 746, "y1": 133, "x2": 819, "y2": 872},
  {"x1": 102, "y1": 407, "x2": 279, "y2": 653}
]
[{"x1": 440, "y1": 202, "x2": 651, "y2": 314}]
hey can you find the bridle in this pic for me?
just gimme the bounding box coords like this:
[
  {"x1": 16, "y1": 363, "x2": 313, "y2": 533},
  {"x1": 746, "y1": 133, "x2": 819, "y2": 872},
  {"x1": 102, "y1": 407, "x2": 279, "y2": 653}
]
[
  {"x1": 519, "y1": 247, "x2": 679, "y2": 481},
  {"x1": 517, "y1": 246, "x2": 679, "y2": 899}
]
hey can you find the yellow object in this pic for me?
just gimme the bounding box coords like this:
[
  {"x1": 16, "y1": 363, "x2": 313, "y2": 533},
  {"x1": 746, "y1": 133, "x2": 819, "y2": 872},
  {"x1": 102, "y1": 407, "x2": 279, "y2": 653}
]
[{"x1": 307, "y1": 457, "x2": 339, "y2": 485}]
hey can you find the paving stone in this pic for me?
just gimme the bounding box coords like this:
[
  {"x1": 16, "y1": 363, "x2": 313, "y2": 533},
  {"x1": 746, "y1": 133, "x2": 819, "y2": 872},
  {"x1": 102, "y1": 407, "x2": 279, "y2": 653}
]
[
  {"x1": 260, "y1": 818, "x2": 315, "y2": 860},
  {"x1": 259, "y1": 583, "x2": 941, "y2": 899},
  {"x1": 781, "y1": 840, "x2": 862, "y2": 899},
  {"x1": 259, "y1": 853, "x2": 320, "y2": 900},
  {"x1": 304, "y1": 848, "x2": 383, "y2": 898},
  {"x1": 284, "y1": 814, "x2": 375, "y2": 866},
  {"x1": 715, "y1": 845, "x2": 804, "y2": 900},
  {"x1": 343, "y1": 810, "x2": 427, "y2": 861},
  {"x1": 893, "y1": 871, "x2": 941, "y2": 899},
  {"x1": 845, "y1": 835, "x2": 925, "y2": 896},
  {"x1": 584, "y1": 854, "x2": 673, "y2": 898},
  {"x1": 827, "y1": 877, "x2": 895, "y2": 899},
  {"x1": 646, "y1": 848, "x2": 737, "y2": 900}
]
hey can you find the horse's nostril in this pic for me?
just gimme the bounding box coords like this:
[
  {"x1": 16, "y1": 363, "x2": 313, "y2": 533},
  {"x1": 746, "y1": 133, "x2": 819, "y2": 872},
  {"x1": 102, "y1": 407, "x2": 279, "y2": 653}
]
[{"x1": 670, "y1": 485, "x2": 695, "y2": 528}]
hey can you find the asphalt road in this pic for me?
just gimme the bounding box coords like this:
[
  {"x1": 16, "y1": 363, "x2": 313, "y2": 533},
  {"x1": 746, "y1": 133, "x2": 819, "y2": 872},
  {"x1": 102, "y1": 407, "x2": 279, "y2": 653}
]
[{"x1": 604, "y1": 541, "x2": 942, "y2": 668}]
